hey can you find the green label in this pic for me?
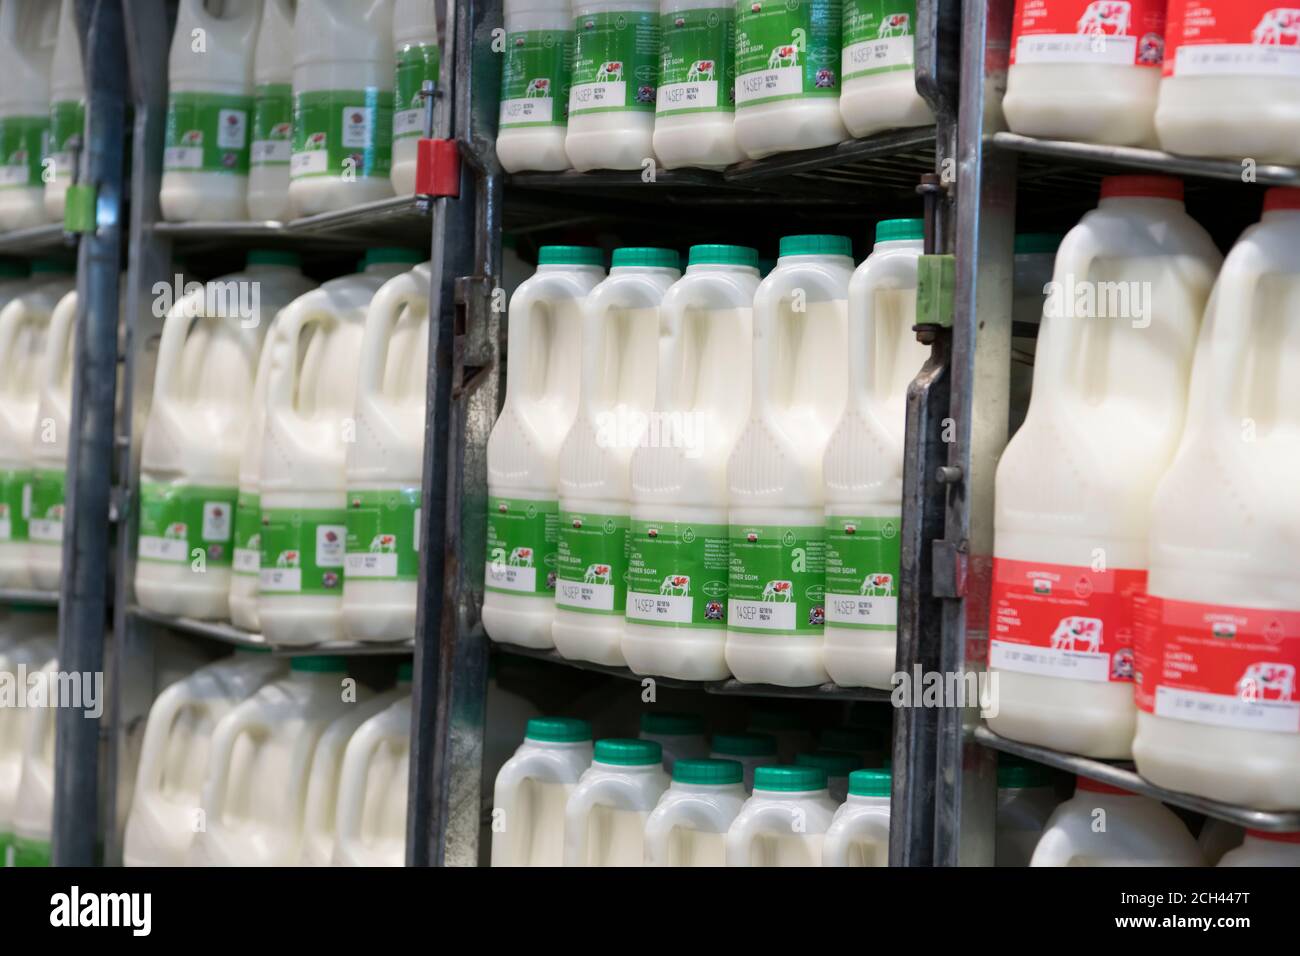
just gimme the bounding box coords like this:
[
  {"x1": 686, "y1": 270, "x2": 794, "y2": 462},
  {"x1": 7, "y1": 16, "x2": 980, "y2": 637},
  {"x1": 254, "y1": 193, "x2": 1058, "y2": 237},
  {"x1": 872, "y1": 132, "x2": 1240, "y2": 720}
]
[
  {"x1": 0, "y1": 468, "x2": 31, "y2": 543},
  {"x1": 626, "y1": 518, "x2": 730, "y2": 628},
  {"x1": 345, "y1": 488, "x2": 421, "y2": 581},
  {"x1": 500, "y1": 29, "x2": 575, "y2": 128},
  {"x1": 164, "y1": 91, "x2": 253, "y2": 175},
  {"x1": 233, "y1": 491, "x2": 260, "y2": 576},
  {"x1": 137, "y1": 482, "x2": 238, "y2": 567},
  {"x1": 659, "y1": 7, "x2": 735, "y2": 115},
  {"x1": 843, "y1": 0, "x2": 916, "y2": 79},
  {"x1": 728, "y1": 523, "x2": 826, "y2": 634},
  {"x1": 9, "y1": 834, "x2": 50, "y2": 867},
  {"x1": 570, "y1": 11, "x2": 661, "y2": 114},
  {"x1": 395, "y1": 43, "x2": 441, "y2": 141},
  {"x1": 824, "y1": 514, "x2": 901, "y2": 629},
  {"x1": 0, "y1": 115, "x2": 48, "y2": 190},
  {"x1": 259, "y1": 507, "x2": 347, "y2": 596},
  {"x1": 45, "y1": 100, "x2": 85, "y2": 178},
  {"x1": 555, "y1": 510, "x2": 629, "y2": 615},
  {"x1": 735, "y1": 0, "x2": 842, "y2": 108},
  {"x1": 251, "y1": 83, "x2": 293, "y2": 167},
  {"x1": 485, "y1": 496, "x2": 558, "y2": 596},
  {"x1": 291, "y1": 89, "x2": 394, "y2": 181},
  {"x1": 28, "y1": 469, "x2": 65, "y2": 544}
]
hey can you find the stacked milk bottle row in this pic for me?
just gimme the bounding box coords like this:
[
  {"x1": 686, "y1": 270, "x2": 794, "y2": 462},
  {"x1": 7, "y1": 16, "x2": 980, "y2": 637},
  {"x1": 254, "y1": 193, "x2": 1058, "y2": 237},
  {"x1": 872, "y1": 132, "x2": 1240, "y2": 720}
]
[
  {"x1": 1004, "y1": 0, "x2": 1300, "y2": 164},
  {"x1": 161, "y1": 0, "x2": 440, "y2": 223},
  {"x1": 484, "y1": 225, "x2": 930, "y2": 689},
  {"x1": 124, "y1": 653, "x2": 412, "y2": 866},
  {"x1": 133, "y1": 247, "x2": 430, "y2": 646},
  {"x1": 0, "y1": 0, "x2": 85, "y2": 229},
  {"x1": 987, "y1": 175, "x2": 1300, "y2": 813},
  {"x1": 492, "y1": 717, "x2": 893, "y2": 866},
  {"x1": 497, "y1": 0, "x2": 933, "y2": 173},
  {"x1": 0, "y1": 258, "x2": 80, "y2": 593},
  {"x1": 0, "y1": 608, "x2": 60, "y2": 866}
]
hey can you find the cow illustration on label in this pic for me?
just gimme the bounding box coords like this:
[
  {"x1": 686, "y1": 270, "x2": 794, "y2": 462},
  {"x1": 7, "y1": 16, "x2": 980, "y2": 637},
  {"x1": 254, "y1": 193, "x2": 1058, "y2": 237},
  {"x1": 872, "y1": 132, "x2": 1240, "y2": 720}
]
[
  {"x1": 508, "y1": 547, "x2": 534, "y2": 567},
  {"x1": 1237, "y1": 662, "x2": 1296, "y2": 702},
  {"x1": 47, "y1": 504, "x2": 65, "y2": 521},
  {"x1": 305, "y1": 131, "x2": 327, "y2": 151},
  {"x1": 525, "y1": 78, "x2": 551, "y2": 98},
  {"x1": 879, "y1": 13, "x2": 910, "y2": 37},
  {"x1": 660, "y1": 574, "x2": 690, "y2": 596},
  {"x1": 687, "y1": 60, "x2": 716, "y2": 82},
  {"x1": 762, "y1": 580, "x2": 793, "y2": 603},
  {"x1": 369, "y1": 534, "x2": 397, "y2": 553},
  {"x1": 1254, "y1": 9, "x2": 1300, "y2": 45},
  {"x1": 768, "y1": 45, "x2": 799, "y2": 69},
  {"x1": 270, "y1": 122, "x2": 292, "y2": 141},
  {"x1": 860, "y1": 573, "x2": 893, "y2": 597},
  {"x1": 597, "y1": 61, "x2": 624, "y2": 82},
  {"x1": 165, "y1": 522, "x2": 188, "y2": 540},
  {"x1": 1077, "y1": 1, "x2": 1131, "y2": 37},
  {"x1": 181, "y1": 130, "x2": 203, "y2": 147},
  {"x1": 1049, "y1": 615, "x2": 1103, "y2": 653},
  {"x1": 583, "y1": 563, "x2": 612, "y2": 584},
  {"x1": 276, "y1": 550, "x2": 300, "y2": 569}
]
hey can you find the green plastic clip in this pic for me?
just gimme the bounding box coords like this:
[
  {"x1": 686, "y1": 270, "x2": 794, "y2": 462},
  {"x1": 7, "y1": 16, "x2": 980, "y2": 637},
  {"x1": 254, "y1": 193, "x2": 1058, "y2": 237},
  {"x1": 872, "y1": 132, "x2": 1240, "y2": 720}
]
[
  {"x1": 63, "y1": 183, "x2": 96, "y2": 234},
  {"x1": 915, "y1": 254, "x2": 956, "y2": 329}
]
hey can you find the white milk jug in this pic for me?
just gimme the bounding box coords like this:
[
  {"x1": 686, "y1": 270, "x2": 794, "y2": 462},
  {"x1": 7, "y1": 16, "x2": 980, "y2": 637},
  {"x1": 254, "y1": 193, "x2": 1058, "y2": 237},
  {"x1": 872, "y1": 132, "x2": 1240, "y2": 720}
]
[
  {"x1": 122, "y1": 648, "x2": 285, "y2": 866},
  {"x1": 653, "y1": 0, "x2": 742, "y2": 169},
  {"x1": 343, "y1": 260, "x2": 430, "y2": 643},
  {"x1": 795, "y1": 750, "x2": 859, "y2": 802},
  {"x1": 300, "y1": 666, "x2": 408, "y2": 865},
  {"x1": 733, "y1": 0, "x2": 847, "y2": 160},
  {"x1": 1132, "y1": 188, "x2": 1300, "y2": 811},
  {"x1": 725, "y1": 235, "x2": 853, "y2": 687},
  {"x1": 1156, "y1": 1, "x2": 1300, "y2": 165},
  {"x1": 258, "y1": 250, "x2": 419, "y2": 645},
  {"x1": 639, "y1": 711, "x2": 708, "y2": 772},
  {"x1": 28, "y1": 285, "x2": 79, "y2": 592},
  {"x1": 994, "y1": 759, "x2": 1059, "y2": 866},
  {"x1": 491, "y1": 717, "x2": 594, "y2": 866},
  {"x1": 823, "y1": 219, "x2": 927, "y2": 689},
  {"x1": 0, "y1": 264, "x2": 74, "y2": 589},
  {"x1": 709, "y1": 732, "x2": 776, "y2": 790},
  {"x1": 566, "y1": 0, "x2": 660, "y2": 172},
  {"x1": 0, "y1": 617, "x2": 54, "y2": 866},
  {"x1": 1002, "y1": 0, "x2": 1166, "y2": 147},
  {"x1": 8, "y1": 654, "x2": 58, "y2": 865},
  {"x1": 189, "y1": 656, "x2": 354, "y2": 865},
  {"x1": 248, "y1": 0, "x2": 296, "y2": 221},
  {"x1": 840, "y1": 0, "x2": 933, "y2": 139},
  {"x1": 623, "y1": 244, "x2": 758, "y2": 681},
  {"x1": 390, "y1": 0, "x2": 439, "y2": 195},
  {"x1": 497, "y1": 0, "x2": 574, "y2": 173},
  {"x1": 554, "y1": 248, "x2": 680, "y2": 666},
  {"x1": 987, "y1": 176, "x2": 1221, "y2": 759},
  {"x1": 44, "y1": 0, "x2": 85, "y2": 222},
  {"x1": 563, "y1": 738, "x2": 669, "y2": 866},
  {"x1": 1219, "y1": 831, "x2": 1300, "y2": 867},
  {"x1": 160, "y1": 0, "x2": 260, "y2": 223},
  {"x1": 484, "y1": 247, "x2": 605, "y2": 649},
  {"x1": 1029, "y1": 776, "x2": 1203, "y2": 866},
  {"x1": 332, "y1": 682, "x2": 412, "y2": 866},
  {"x1": 643, "y1": 758, "x2": 746, "y2": 865},
  {"x1": 289, "y1": 0, "x2": 396, "y2": 216},
  {"x1": 136, "y1": 252, "x2": 315, "y2": 621},
  {"x1": 725, "y1": 764, "x2": 837, "y2": 866},
  {"x1": 0, "y1": 0, "x2": 58, "y2": 230},
  {"x1": 822, "y1": 768, "x2": 891, "y2": 866}
]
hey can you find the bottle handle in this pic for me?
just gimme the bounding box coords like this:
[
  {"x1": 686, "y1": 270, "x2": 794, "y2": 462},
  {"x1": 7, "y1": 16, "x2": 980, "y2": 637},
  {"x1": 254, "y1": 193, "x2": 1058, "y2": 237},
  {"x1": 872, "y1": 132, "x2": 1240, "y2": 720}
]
[
  {"x1": 724, "y1": 803, "x2": 808, "y2": 866},
  {"x1": 152, "y1": 301, "x2": 196, "y2": 404},
  {"x1": 200, "y1": 703, "x2": 263, "y2": 827},
  {"x1": 265, "y1": 291, "x2": 327, "y2": 429},
  {"x1": 643, "y1": 793, "x2": 733, "y2": 866},
  {"x1": 0, "y1": 299, "x2": 27, "y2": 398},
  {"x1": 358, "y1": 269, "x2": 426, "y2": 399},
  {"x1": 1204, "y1": 246, "x2": 1263, "y2": 435},
  {"x1": 822, "y1": 810, "x2": 890, "y2": 867},
  {"x1": 333, "y1": 716, "x2": 401, "y2": 860},
  {"x1": 42, "y1": 290, "x2": 77, "y2": 408},
  {"x1": 1031, "y1": 232, "x2": 1103, "y2": 415},
  {"x1": 132, "y1": 680, "x2": 195, "y2": 799},
  {"x1": 562, "y1": 775, "x2": 649, "y2": 866},
  {"x1": 750, "y1": 266, "x2": 846, "y2": 419}
]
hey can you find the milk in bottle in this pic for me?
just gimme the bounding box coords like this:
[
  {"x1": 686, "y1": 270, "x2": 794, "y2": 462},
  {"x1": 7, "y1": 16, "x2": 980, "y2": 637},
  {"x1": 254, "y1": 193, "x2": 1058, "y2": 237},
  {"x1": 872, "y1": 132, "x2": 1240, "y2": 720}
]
[
  {"x1": 497, "y1": 0, "x2": 574, "y2": 173},
  {"x1": 0, "y1": 0, "x2": 58, "y2": 231},
  {"x1": 563, "y1": 738, "x2": 669, "y2": 866},
  {"x1": 839, "y1": 0, "x2": 933, "y2": 139},
  {"x1": 248, "y1": 0, "x2": 296, "y2": 221},
  {"x1": 0, "y1": 614, "x2": 54, "y2": 865},
  {"x1": 44, "y1": 0, "x2": 85, "y2": 223},
  {"x1": 653, "y1": 0, "x2": 742, "y2": 170},
  {"x1": 623, "y1": 245, "x2": 758, "y2": 681},
  {"x1": 644, "y1": 758, "x2": 746, "y2": 866},
  {"x1": 390, "y1": 0, "x2": 440, "y2": 195},
  {"x1": 332, "y1": 681, "x2": 412, "y2": 866},
  {"x1": 491, "y1": 717, "x2": 594, "y2": 866},
  {"x1": 822, "y1": 768, "x2": 891, "y2": 866},
  {"x1": 725, "y1": 764, "x2": 837, "y2": 866},
  {"x1": 8, "y1": 654, "x2": 58, "y2": 865},
  {"x1": 986, "y1": 176, "x2": 1221, "y2": 759}
]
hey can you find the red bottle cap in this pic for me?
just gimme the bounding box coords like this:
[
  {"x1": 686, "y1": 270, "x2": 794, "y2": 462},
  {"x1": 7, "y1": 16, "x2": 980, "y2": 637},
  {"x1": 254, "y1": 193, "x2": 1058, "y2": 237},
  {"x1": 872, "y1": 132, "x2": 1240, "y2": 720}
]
[
  {"x1": 1100, "y1": 175, "x2": 1185, "y2": 202},
  {"x1": 1263, "y1": 187, "x2": 1300, "y2": 213},
  {"x1": 1075, "y1": 775, "x2": 1137, "y2": 797}
]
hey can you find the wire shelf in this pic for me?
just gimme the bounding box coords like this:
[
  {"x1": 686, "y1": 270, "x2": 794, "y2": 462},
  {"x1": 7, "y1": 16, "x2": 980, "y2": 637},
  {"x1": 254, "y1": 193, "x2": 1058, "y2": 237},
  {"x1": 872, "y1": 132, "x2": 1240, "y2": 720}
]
[
  {"x1": 0, "y1": 223, "x2": 75, "y2": 257},
  {"x1": 127, "y1": 605, "x2": 414, "y2": 658}
]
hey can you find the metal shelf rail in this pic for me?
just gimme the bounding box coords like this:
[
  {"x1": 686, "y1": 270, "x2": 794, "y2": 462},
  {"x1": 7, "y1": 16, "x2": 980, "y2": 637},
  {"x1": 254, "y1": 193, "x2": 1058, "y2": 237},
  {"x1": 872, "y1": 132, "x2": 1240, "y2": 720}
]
[{"x1": 0, "y1": 589, "x2": 60, "y2": 607}]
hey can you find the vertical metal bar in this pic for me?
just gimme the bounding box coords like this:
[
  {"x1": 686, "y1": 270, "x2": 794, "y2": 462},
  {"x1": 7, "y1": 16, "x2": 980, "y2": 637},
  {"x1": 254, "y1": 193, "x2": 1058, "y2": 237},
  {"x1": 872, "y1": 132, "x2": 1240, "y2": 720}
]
[{"x1": 52, "y1": 0, "x2": 128, "y2": 867}]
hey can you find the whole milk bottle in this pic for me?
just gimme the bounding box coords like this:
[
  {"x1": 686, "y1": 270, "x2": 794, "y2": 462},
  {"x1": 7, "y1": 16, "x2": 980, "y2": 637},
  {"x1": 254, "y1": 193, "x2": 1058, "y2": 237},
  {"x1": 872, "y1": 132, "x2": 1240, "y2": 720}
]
[
  {"x1": 390, "y1": 0, "x2": 440, "y2": 195},
  {"x1": 44, "y1": 0, "x2": 85, "y2": 223},
  {"x1": 496, "y1": 0, "x2": 574, "y2": 173},
  {"x1": 0, "y1": 0, "x2": 57, "y2": 230},
  {"x1": 247, "y1": 0, "x2": 297, "y2": 221}
]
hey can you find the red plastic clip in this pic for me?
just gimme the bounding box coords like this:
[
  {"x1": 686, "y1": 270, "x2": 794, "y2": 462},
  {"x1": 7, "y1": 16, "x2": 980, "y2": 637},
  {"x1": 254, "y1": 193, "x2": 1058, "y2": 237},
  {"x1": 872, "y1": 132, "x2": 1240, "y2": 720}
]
[{"x1": 416, "y1": 138, "x2": 461, "y2": 198}]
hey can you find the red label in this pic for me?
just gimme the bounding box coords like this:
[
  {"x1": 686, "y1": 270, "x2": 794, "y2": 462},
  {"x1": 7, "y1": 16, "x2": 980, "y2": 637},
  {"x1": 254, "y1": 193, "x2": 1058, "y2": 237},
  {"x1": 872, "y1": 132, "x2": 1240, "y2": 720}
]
[
  {"x1": 1011, "y1": 0, "x2": 1167, "y2": 67},
  {"x1": 1134, "y1": 594, "x2": 1300, "y2": 734},
  {"x1": 1164, "y1": 2, "x2": 1300, "y2": 77},
  {"x1": 989, "y1": 557, "x2": 1145, "y2": 683}
]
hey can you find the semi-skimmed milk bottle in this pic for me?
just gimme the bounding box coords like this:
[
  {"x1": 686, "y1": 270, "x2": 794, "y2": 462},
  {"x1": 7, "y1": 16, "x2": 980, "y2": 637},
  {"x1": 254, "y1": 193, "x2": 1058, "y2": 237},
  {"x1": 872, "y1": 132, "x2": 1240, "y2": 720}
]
[
  {"x1": 725, "y1": 235, "x2": 853, "y2": 687},
  {"x1": 484, "y1": 247, "x2": 605, "y2": 649},
  {"x1": 563, "y1": 738, "x2": 669, "y2": 866},
  {"x1": 1132, "y1": 188, "x2": 1300, "y2": 812},
  {"x1": 332, "y1": 678, "x2": 412, "y2": 866},
  {"x1": 136, "y1": 252, "x2": 315, "y2": 621},
  {"x1": 0, "y1": 616, "x2": 54, "y2": 865},
  {"x1": 725, "y1": 764, "x2": 837, "y2": 866},
  {"x1": 9, "y1": 654, "x2": 58, "y2": 865},
  {"x1": 390, "y1": 0, "x2": 439, "y2": 195},
  {"x1": 1156, "y1": 1, "x2": 1300, "y2": 165},
  {"x1": 822, "y1": 768, "x2": 890, "y2": 866},
  {"x1": 248, "y1": 0, "x2": 296, "y2": 221},
  {"x1": 257, "y1": 249, "x2": 419, "y2": 645},
  {"x1": 44, "y1": 0, "x2": 85, "y2": 223},
  {"x1": 623, "y1": 244, "x2": 758, "y2": 681},
  {"x1": 1002, "y1": 0, "x2": 1166, "y2": 148},
  {"x1": 733, "y1": 0, "x2": 847, "y2": 160},
  {"x1": 566, "y1": 1, "x2": 661, "y2": 171},
  {"x1": 986, "y1": 176, "x2": 1221, "y2": 759},
  {"x1": 290, "y1": 0, "x2": 396, "y2": 216},
  {"x1": 497, "y1": 0, "x2": 574, "y2": 173},
  {"x1": 0, "y1": 0, "x2": 57, "y2": 231},
  {"x1": 823, "y1": 219, "x2": 927, "y2": 689},
  {"x1": 160, "y1": 0, "x2": 260, "y2": 223},
  {"x1": 553, "y1": 248, "x2": 680, "y2": 666},
  {"x1": 644, "y1": 758, "x2": 746, "y2": 865},
  {"x1": 653, "y1": 0, "x2": 742, "y2": 169},
  {"x1": 491, "y1": 717, "x2": 594, "y2": 866},
  {"x1": 343, "y1": 260, "x2": 430, "y2": 643},
  {"x1": 839, "y1": 0, "x2": 933, "y2": 139}
]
